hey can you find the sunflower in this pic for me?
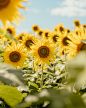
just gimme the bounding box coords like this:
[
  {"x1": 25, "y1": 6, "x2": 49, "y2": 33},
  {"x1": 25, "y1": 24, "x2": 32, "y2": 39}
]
[
  {"x1": 54, "y1": 25, "x2": 58, "y2": 31},
  {"x1": 66, "y1": 29, "x2": 86, "y2": 59},
  {"x1": 81, "y1": 24, "x2": 86, "y2": 32},
  {"x1": 22, "y1": 33, "x2": 38, "y2": 51},
  {"x1": 15, "y1": 32, "x2": 26, "y2": 42},
  {"x1": 49, "y1": 31, "x2": 59, "y2": 44},
  {"x1": 74, "y1": 27, "x2": 81, "y2": 35},
  {"x1": 0, "y1": 0, "x2": 29, "y2": 28},
  {"x1": 54, "y1": 23, "x2": 65, "y2": 33},
  {"x1": 57, "y1": 31, "x2": 71, "y2": 56},
  {"x1": 74, "y1": 25, "x2": 85, "y2": 39},
  {"x1": 43, "y1": 29, "x2": 50, "y2": 39},
  {"x1": 30, "y1": 37, "x2": 56, "y2": 65},
  {"x1": 37, "y1": 29, "x2": 44, "y2": 37},
  {"x1": 32, "y1": 25, "x2": 39, "y2": 32},
  {"x1": 2, "y1": 42, "x2": 28, "y2": 68},
  {"x1": 5, "y1": 24, "x2": 16, "y2": 37},
  {"x1": 82, "y1": 24, "x2": 86, "y2": 28},
  {"x1": 73, "y1": 19, "x2": 80, "y2": 27},
  {"x1": 57, "y1": 31, "x2": 70, "y2": 49},
  {"x1": 66, "y1": 29, "x2": 71, "y2": 34},
  {"x1": 58, "y1": 23, "x2": 65, "y2": 33}
]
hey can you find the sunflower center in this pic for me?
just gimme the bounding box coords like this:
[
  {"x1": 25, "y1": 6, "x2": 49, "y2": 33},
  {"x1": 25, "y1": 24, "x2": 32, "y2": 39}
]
[
  {"x1": 60, "y1": 27, "x2": 64, "y2": 32},
  {"x1": 67, "y1": 29, "x2": 70, "y2": 33},
  {"x1": 7, "y1": 28, "x2": 12, "y2": 34},
  {"x1": 62, "y1": 50, "x2": 65, "y2": 55},
  {"x1": 39, "y1": 31, "x2": 43, "y2": 35},
  {"x1": 76, "y1": 31, "x2": 78, "y2": 35},
  {"x1": 34, "y1": 27, "x2": 38, "y2": 30},
  {"x1": 38, "y1": 46, "x2": 49, "y2": 58},
  {"x1": 63, "y1": 37, "x2": 70, "y2": 46},
  {"x1": 81, "y1": 44, "x2": 86, "y2": 50},
  {"x1": 0, "y1": 0, "x2": 10, "y2": 9},
  {"x1": 77, "y1": 42, "x2": 86, "y2": 52},
  {"x1": 83, "y1": 25, "x2": 86, "y2": 28},
  {"x1": 53, "y1": 35, "x2": 58, "y2": 42},
  {"x1": 45, "y1": 33, "x2": 48, "y2": 37},
  {"x1": 75, "y1": 22, "x2": 79, "y2": 26},
  {"x1": 26, "y1": 40, "x2": 33, "y2": 48},
  {"x1": 9, "y1": 51, "x2": 21, "y2": 62},
  {"x1": 19, "y1": 36, "x2": 22, "y2": 40}
]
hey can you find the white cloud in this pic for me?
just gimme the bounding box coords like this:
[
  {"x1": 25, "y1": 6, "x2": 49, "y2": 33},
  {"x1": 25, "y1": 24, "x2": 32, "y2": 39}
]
[
  {"x1": 51, "y1": 0, "x2": 86, "y2": 17},
  {"x1": 62, "y1": 0, "x2": 86, "y2": 7}
]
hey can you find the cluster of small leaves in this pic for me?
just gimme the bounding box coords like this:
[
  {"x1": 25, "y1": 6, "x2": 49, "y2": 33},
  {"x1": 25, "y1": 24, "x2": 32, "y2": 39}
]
[{"x1": 23, "y1": 56, "x2": 66, "y2": 92}]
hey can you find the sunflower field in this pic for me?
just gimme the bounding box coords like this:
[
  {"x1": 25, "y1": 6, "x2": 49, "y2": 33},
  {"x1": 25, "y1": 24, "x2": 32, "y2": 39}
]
[{"x1": 0, "y1": 0, "x2": 86, "y2": 108}]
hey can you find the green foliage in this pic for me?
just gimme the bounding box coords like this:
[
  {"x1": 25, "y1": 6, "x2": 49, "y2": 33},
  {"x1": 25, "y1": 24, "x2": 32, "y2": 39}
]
[
  {"x1": 15, "y1": 88, "x2": 85, "y2": 108},
  {"x1": 0, "y1": 62, "x2": 27, "y2": 86},
  {"x1": 67, "y1": 51, "x2": 86, "y2": 91},
  {"x1": 0, "y1": 51, "x2": 86, "y2": 107},
  {"x1": 0, "y1": 85, "x2": 23, "y2": 107}
]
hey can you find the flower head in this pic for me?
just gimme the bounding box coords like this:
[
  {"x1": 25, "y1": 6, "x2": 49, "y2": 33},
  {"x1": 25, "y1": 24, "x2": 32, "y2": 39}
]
[
  {"x1": 22, "y1": 33, "x2": 38, "y2": 51},
  {"x1": 2, "y1": 42, "x2": 28, "y2": 68},
  {"x1": 0, "y1": 0, "x2": 29, "y2": 28},
  {"x1": 30, "y1": 37, "x2": 56, "y2": 65}
]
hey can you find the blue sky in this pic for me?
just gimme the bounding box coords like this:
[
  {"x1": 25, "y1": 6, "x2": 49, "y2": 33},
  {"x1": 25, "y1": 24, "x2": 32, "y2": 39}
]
[{"x1": 15, "y1": 0, "x2": 86, "y2": 34}]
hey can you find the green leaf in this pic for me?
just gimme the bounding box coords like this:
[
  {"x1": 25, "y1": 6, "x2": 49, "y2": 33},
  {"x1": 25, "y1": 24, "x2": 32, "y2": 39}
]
[
  {"x1": 0, "y1": 46, "x2": 3, "y2": 53},
  {"x1": 0, "y1": 76, "x2": 18, "y2": 86},
  {"x1": 29, "y1": 82, "x2": 39, "y2": 90},
  {"x1": 0, "y1": 62, "x2": 13, "y2": 70},
  {"x1": 0, "y1": 62, "x2": 27, "y2": 86},
  {"x1": 67, "y1": 51, "x2": 86, "y2": 89},
  {"x1": 70, "y1": 94, "x2": 85, "y2": 107},
  {"x1": 7, "y1": 69, "x2": 27, "y2": 85},
  {"x1": 0, "y1": 85, "x2": 23, "y2": 107}
]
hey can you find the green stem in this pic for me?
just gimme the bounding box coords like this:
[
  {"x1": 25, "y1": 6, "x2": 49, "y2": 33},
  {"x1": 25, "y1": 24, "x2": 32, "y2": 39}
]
[
  {"x1": 54, "y1": 63, "x2": 55, "y2": 73},
  {"x1": 64, "y1": 50, "x2": 67, "y2": 78},
  {"x1": 41, "y1": 64, "x2": 44, "y2": 90},
  {"x1": 33, "y1": 57, "x2": 35, "y2": 73}
]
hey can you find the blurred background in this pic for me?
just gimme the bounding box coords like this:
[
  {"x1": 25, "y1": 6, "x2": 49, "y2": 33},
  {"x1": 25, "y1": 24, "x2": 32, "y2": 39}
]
[{"x1": 1, "y1": 0, "x2": 86, "y2": 34}]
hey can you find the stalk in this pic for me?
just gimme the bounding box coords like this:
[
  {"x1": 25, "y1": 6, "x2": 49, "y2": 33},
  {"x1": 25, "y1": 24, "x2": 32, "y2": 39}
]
[{"x1": 41, "y1": 63, "x2": 44, "y2": 90}]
